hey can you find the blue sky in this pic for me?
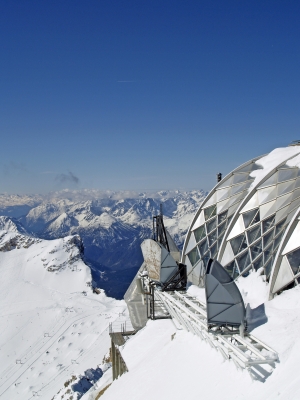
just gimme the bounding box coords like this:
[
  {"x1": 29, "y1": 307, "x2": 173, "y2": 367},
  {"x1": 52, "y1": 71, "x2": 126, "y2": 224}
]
[{"x1": 1, "y1": 1, "x2": 300, "y2": 194}]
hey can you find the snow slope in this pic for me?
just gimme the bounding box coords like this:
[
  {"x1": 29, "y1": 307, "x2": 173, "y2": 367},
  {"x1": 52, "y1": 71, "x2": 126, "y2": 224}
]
[
  {"x1": 0, "y1": 217, "x2": 126, "y2": 400},
  {"x1": 88, "y1": 270, "x2": 300, "y2": 400}
]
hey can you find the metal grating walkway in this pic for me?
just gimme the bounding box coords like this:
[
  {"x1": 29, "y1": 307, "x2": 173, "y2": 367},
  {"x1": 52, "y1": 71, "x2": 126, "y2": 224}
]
[{"x1": 154, "y1": 290, "x2": 278, "y2": 381}]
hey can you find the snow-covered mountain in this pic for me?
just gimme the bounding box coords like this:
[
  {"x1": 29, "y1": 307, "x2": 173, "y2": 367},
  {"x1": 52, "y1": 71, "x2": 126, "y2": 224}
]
[
  {"x1": 0, "y1": 216, "x2": 127, "y2": 400},
  {"x1": 0, "y1": 190, "x2": 206, "y2": 298}
]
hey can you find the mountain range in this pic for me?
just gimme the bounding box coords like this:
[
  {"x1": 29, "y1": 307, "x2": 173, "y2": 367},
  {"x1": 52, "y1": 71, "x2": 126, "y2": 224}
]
[{"x1": 0, "y1": 190, "x2": 205, "y2": 298}]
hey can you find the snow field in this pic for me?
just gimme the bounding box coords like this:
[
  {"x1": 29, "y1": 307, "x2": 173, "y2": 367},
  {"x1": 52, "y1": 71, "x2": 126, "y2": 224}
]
[
  {"x1": 99, "y1": 271, "x2": 300, "y2": 400},
  {"x1": 0, "y1": 228, "x2": 124, "y2": 400}
]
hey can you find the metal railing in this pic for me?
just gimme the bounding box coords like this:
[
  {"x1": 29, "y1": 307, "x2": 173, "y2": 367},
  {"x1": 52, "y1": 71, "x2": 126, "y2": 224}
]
[{"x1": 155, "y1": 290, "x2": 278, "y2": 381}]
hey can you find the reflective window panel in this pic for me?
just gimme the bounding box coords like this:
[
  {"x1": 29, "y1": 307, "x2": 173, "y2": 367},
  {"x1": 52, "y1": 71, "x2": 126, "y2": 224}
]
[
  {"x1": 206, "y1": 217, "x2": 217, "y2": 233},
  {"x1": 243, "y1": 208, "x2": 259, "y2": 228},
  {"x1": 187, "y1": 247, "x2": 200, "y2": 266},
  {"x1": 198, "y1": 239, "x2": 208, "y2": 256},
  {"x1": 287, "y1": 248, "x2": 300, "y2": 275},
  {"x1": 208, "y1": 229, "x2": 217, "y2": 246},
  {"x1": 263, "y1": 228, "x2": 275, "y2": 249},
  {"x1": 253, "y1": 256, "x2": 264, "y2": 271},
  {"x1": 218, "y1": 210, "x2": 228, "y2": 225},
  {"x1": 204, "y1": 205, "x2": 216, "y2": 221},
  {"x1": 236, "y1": 250, "x2": 251, "y2": 272},
  {"x1": 250, "y1": 239, "x2": 262, "y2": 260},
  {"x1": 231, "y1": 234, "x2": 247, "y2": 255},
  {"x1": 262, "y1": 214, "x2": 275, "y2": 233},
  {"x1": 194, "y1": 225, "x2": 206, "y2": 243},
  {"x1": 247, "y1": 225, "x2": 261, "y2": 245}
]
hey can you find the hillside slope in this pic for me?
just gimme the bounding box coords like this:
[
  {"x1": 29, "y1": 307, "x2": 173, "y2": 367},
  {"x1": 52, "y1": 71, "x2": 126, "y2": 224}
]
[{"x1": 0, "y1": 217, "x2": 126, "y2": 400}]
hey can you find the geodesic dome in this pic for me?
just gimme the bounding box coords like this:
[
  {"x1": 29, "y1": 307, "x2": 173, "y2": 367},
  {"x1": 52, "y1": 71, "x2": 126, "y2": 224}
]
[{"x1": 182, "y1": 145, "x2": 300, "y2": 298}]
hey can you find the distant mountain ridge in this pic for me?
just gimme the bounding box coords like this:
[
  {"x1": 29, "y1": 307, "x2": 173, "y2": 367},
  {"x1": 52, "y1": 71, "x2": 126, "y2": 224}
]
[{"x1": 0, "y1": 190, "x2": 206, "y2": 298}]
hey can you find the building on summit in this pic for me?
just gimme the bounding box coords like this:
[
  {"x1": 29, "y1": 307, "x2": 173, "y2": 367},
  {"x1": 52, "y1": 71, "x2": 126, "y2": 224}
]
[{"x1": 182, "y1": 143, "x2": 300, "y2": 299}]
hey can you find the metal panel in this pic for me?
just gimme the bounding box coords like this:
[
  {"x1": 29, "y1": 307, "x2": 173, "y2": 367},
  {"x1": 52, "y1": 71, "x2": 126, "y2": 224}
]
[
  {"x1": 282, "y1": 220, "x2": 300, "y2": 255},
  {"x1": 227, "y1": 215, "x2": 245, "y2": 240},
  {"x1": 124, "y1": 262, "x2": 148, "y2": 330},
  {"x1": 141, "y1": 239, "x2": 161, "y2": 281},
  {"x1": 205, "y1": 260, "x2": 246, "y2": 327},
  {"x1": 272, "y1": 256, "x2": 294, "y2": 293}
]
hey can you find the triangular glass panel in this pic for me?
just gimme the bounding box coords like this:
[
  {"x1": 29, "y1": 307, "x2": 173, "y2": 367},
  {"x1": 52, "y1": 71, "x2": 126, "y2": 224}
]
[
  {"x1": 217, "y1": 198, "x2": 231, "y2": 214},
  {"x1": 194, "y1": 225, "x2": 206, "y2": 243},
  {"x1": 228, "y1": 191, "x2": 246, "y2": 208},
  {"x1": 263, "y1": 228, "x2": 274, "y2": 249},
  {"x1": 232, "y1": 173, "x2": 249, "y2": 185},
  {"x1": 263, "y1": 246, "x2": 273, "y2": 264},
  {"x1": 257, "y1": 186, "x2": 277, "y2": 205},
  {"x1": 233, "y1": 265, "x2": 240, "y2": 279},
  {"x1": 218, "y1": 220, "x2": 227, "y2": 236},
  {"x1": 292, "y1": 188, "x2": 300, "y2": 201},
  {"x1": 218, "y1": 210, "x2": 228, "y2": 225},
  {"x1": 259, "y1": 173, "x2": 278, "y2": 189},
  {"x1": 206, "y1": 217, "x2": 217, "y2": 233},
  {"x1": 237, "y1": 162, "x2": 257, "y2": 173},
  {"x1": 250, "y1": 239, "x2": 262, "y2": 260},
  {"x1": 228, "y1": 202, "x2": 241, "y2": 218},
  {"x1": 287, "y1": 248, "x2": 300, "y2": 275},
  {"x1": 253, "y1": 256, "x2": 264, "y2": 271},
  {"x1": 210, "y1": 243, "x2": 218, "y2": 259},
  {"x1": 227, "y1": 215, "x2": 233, "y2": 226},
  {"x1": 231, "y1": 182, "x2": 247, "y2": 196},
  {"x1": 287, "y1": 197, "x2": 300, "y2": 215},
  {"x1": 187, "y1": 247, "x2": 200, "y2": 266},
  {"x1": 277, "y1": 168, "x2": 298, "y2": 183},
  {"x1": 277, "y1": 180, "x2": 296, "y2": 197},
  {"x1": 243, "y1": 208, "x2": 259, "y2": 228},
  {"x1": 264, "y1": 258, "x2": 273, "y2": 278},
  {"x1": 274, "y1": 231, "x2": 283, "y2": 251},
  {"x1": 204, "y1": 205, "x2": 216, "y2": 221},
  {"x1": 295, "y1": 177, "x2": 300, "y2": 189},
  {"x1": 218, "y1": 232, "x2": 225, "y2": 247},
  {"x1": 247, "y1": 225, "x2": 261, "y2": 245},
  {"x1": 198, "y1": 239, "x2": 208, "y2": 256},
  {"x1": 275, "y1": 193, "x2": 292, "y2": 211},
  {"x1": 230, "y1": 234, "x2": 246, "y2": 255},
  {"x1": 216, "y1": 187, "x2": 231, "y2": 202},
  {"x1": 275, "y1": 217, "x2": 287, "y2": 235},
  {"x1": 202, "y1": 254, "x2": 210, "y2": 269},
  {"x1": 240, "y1": 235, "x2": 248, "y2": 252},
  {"x1": 250, "y1": 210, "x2": 260, "y2": 226},
  {"x1": 237, "y1": 250, "x2": 251, "y2": 272},
  {"x1": 208, "y1": 229, "x2": 217, "y2": 246},
  {"x1": 262, "y1": 214, "x2": 275, "y2": 233},
  {"x1": 224, "y1": 261, "x2": 235, "y2": 278},
  {"x1": 217, "y1": 176, "x2": 233, "y2": 189}
]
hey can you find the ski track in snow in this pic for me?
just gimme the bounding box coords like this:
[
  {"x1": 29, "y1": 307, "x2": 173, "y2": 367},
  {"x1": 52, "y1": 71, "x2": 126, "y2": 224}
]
[{"x1": 0, "y1": 223, "x2": 125, "y2": 400}]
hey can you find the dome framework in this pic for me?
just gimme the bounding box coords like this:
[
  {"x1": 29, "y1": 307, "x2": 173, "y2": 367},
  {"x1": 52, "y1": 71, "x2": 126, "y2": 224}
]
[{"x1": 182, "y1": 146, "x2": 300, "y2": 297}]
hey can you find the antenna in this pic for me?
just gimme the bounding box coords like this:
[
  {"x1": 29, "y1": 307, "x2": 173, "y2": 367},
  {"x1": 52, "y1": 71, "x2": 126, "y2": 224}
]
[{"x1": 152, "y1": 203, "x2": 170, "y2": 251}]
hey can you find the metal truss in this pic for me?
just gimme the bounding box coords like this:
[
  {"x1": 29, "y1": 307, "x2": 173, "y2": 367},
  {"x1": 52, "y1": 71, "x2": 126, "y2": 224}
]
[{"x1": 154, "y1": 290, "x2": 278, "y2": 381}]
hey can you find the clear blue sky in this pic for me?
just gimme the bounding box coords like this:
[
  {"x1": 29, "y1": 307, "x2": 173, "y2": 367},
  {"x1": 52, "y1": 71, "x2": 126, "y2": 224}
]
[{"x1": 1, "y1": 1, "x2": 299, "y2": 194}]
